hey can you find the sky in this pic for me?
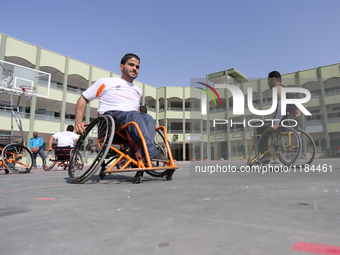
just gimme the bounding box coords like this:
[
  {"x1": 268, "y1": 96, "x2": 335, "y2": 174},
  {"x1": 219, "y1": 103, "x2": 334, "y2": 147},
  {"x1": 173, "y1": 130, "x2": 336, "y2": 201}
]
[{"x1": 2, "y1": 0, "x2": 340, "y2": 87}]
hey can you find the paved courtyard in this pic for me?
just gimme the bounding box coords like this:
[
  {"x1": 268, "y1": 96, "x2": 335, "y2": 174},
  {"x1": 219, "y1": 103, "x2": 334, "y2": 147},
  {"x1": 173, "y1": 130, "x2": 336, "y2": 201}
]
[{"x1": 1, "y1": 158, "x2": 340, "y2": 255}]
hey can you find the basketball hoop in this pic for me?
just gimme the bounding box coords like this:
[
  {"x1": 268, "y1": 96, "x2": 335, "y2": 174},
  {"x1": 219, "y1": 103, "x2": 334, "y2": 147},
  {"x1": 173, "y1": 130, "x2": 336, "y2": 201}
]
[{"x1": 20, "y1": 85, "x2": 35, "y2": 99}]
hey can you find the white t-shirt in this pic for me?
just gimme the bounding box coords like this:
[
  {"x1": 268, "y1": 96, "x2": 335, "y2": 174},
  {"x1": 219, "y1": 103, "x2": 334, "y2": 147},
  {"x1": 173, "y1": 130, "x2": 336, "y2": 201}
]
[
  {"x1": 53, "y1": 131, "x2": 79, "y2": 147},
  {"x1": 82, "y1": 78, "x2": 143, "y2": 114}
]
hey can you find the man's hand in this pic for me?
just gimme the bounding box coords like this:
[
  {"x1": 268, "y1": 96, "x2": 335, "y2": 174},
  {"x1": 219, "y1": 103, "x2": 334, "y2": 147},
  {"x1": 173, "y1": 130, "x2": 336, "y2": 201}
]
[
  {"x1": 47, "y1": 147, "x2": 53, "y2": 151},
  {"x1": 74, "y1": 122, "x2": 89, "y2": 135},
  {"x1": 268, "y1": 123, "x2": 279, "y2": 131},
  {"x1": 31, "y1": 147, "x2": 39, "y2": 153}
]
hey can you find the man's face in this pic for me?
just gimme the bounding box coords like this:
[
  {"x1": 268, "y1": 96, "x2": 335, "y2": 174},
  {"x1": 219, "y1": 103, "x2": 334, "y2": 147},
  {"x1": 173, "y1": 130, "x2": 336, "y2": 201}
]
[
  {"x1": 120, "y1": 58, "x2": 140, "y2": 82},
  {"x1": 33, "y1": 132, "x2": 38, "y2": 138},
  {"x1": 267, "y1": 77, "x2": 275, "y2": 89}
]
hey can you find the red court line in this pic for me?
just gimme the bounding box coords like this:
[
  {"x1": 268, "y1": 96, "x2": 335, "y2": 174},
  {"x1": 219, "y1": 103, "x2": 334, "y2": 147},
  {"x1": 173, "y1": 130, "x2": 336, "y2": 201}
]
[
  {"x1": 35, "y1": 197, "x2": 55, "y2": 201},
  {"x1": 292, "y1": 242, "x2": 340, "y2": 254},
  {"x1": 0, "y1": 184, "x2": 69, "y2": 193}
]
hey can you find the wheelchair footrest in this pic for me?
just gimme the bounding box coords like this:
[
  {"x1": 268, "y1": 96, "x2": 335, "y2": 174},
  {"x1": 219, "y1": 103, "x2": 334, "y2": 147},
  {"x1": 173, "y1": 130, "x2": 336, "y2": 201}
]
[{"x1": 104, "y1": 166, "x2": 178, "y2": 174}]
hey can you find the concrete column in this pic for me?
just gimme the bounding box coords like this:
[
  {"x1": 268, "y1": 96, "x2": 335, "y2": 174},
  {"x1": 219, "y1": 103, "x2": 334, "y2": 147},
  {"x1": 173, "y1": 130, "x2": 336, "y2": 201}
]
[
  {"x1": 295, "y1": 72, "x2": 305, "y2": 129},
  {"x1": 28, "y1": 46, "x2": 42, "y2": 140},
  {"x1": 85, "y1": 65, "x2": 93, "y2": 124},
  {"x1": 317, "y1": 67, "x2": 331, "y2": 156},
  {"x1": 164, "y1": 87, "x2": 168, "y2": 131},
  {"x1": 206, "y1": 74, "x2": 210, "y2": 160},
  {"x1": 156, "y1": 88, "x2": 159, "y2": 127},
  {"x1": 258, "y1": 80, "x2": 264, "y2": 122},
  {"x1": 59, "y1": 56, "x2": 69, "y2": 131},
  {"x1": 241, "y1": 82, "x2": 248, "y2": 159},
  {"x1": 142, "y1": 83, "x2": 145, "y2": 105},
  {"x1": 182, "y1": 87, "x2": 186, "y2": 161},
  {"x1": 225, "y1": 73, "x2": 231, "y2": 160},
  {"x1": 0, "y1": 34, "x2": 7, "y2": 60}
]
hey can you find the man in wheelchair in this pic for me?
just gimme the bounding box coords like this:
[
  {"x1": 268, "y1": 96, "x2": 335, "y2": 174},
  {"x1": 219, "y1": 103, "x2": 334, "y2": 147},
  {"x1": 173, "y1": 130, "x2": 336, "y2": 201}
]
[
  {"x1": 47, "y1": 125, "x2": 79, "y2": 151},
  {"x1": 43, "y1": 125, "x2": 80, "y2": 171},
  {"x1": 74, "y1": 53, "x2": 168, "y2": 163},
  {"x1": 253, "y1": 71, "x2": 301, "y2": 163}
]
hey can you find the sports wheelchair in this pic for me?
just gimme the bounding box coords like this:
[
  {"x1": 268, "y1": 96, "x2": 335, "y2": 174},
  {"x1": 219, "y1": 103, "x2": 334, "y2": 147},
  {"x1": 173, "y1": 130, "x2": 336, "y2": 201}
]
[
  {"x1": 0, "y1": 100, "x2": 33, "y2": 174},
  {"x1": 68, "y1": 115, "x2": 178, "y2": 184},
  {"x1": 0, "y1": 143, "x2": 33, "y2": 174},
  {"x1": 43, "y1": 146, "x2": 84, "y2": 171},
  {"x1": 247, "y1": 121, "x2": 316, "y2": 167}
]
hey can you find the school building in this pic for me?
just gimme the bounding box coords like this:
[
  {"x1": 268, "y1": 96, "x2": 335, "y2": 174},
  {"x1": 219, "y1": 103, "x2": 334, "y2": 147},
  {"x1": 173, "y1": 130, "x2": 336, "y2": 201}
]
[{"x1": 1, "y1": 33, "x2": 339, "y2": 160}]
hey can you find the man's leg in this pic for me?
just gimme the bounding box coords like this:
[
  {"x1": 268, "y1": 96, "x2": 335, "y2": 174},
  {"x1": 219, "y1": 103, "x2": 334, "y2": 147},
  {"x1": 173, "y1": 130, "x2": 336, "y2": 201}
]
[
  {"x1": 119, "y1": 111, "x2": 159, "y2": 159},
  {"x1": 32, "y1": 152, "x2": 37, "y2": 167},
  {"x1": 140, "y1": 113, "x2": 156, "y2": 144},
  {"x1": 38, "y1": 149, "x2": 45, "y2": 162},
  {"x1": 104, "y1": 111, "x2": 160, "y2": 159},
  {"x1": 255, "y1": 122, "x2": 270, "y2": 160}
]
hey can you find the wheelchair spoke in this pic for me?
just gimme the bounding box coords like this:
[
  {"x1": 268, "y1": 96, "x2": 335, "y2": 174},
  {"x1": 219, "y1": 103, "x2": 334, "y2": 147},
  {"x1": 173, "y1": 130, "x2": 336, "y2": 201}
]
[
  {"x1": 256, "y1": 126, "x2": 301, "y2": 166},
  {"x1": 43, "y1": 150, "x2": 56, "y2": 171},
  {"x1": 68, "y1": 115, "x2": 114, "y2": 183},
  {"x1": 293, "y1": 129, "x2": 316, "y2": 167}
]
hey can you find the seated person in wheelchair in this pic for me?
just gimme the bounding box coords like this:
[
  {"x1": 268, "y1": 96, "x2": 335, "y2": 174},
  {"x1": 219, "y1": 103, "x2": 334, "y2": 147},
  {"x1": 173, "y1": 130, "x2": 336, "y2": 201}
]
[
  {"x1": 47, "y1": 125, "x2": 79, "y2": 151},
  {"x1": 74, "y1": 53, "x2": 167, "y2": 162},
  {"x1": 255, "y1": 71, "x2": 301, "y2": 157}
]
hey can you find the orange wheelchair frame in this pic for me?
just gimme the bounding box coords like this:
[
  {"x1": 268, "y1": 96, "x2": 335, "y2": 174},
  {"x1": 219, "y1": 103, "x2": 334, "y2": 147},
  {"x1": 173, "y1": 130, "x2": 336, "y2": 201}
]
[
  {"x1": 0, "y1": 143, "x2": 32, "y2": 174},
  {"x1": 68, "y1": 115, "x2": 178, "y2": 184}
]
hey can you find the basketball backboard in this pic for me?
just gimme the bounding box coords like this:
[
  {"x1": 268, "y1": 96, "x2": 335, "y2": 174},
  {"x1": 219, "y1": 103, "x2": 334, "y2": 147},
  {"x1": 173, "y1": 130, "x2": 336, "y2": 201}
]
[{"x1": 0, "y1": 60, "x2": 50, "y2": 98}]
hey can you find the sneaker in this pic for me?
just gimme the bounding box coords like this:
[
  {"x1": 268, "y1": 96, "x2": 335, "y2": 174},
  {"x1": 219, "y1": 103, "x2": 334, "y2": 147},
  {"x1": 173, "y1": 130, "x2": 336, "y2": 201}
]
[{"x1": 151, "y1": 153, "x2": 168, "y2": 162}]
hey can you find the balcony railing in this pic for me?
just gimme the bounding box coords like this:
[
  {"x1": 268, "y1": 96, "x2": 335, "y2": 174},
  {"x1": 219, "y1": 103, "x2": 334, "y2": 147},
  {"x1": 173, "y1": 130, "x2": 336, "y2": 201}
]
[
  {"x1": 230, "y1": 128, "x2": 244, "y2": 133},
  {"x1": 44, "y1": 81, "x2": 86, "y2": 95},
  {"x1": 146, "y1": 107, "x2": 156, "y2": 112},
  {"x1": 67, "y1": 87, "x2": 85, "y2": 95},
  {"x1": 305, "y1": 119, "x2": 324, "y2": 125},
  {"x1": 328, "y1": 117, "x2": 340, "y2": 123},
  {"x1": 185, "y1": 108, "x2": 200, "y2": 111},
  {"x1": 167, "y1": 129, "x2": 183, "y2": 134},
  {"x1": 210, "y1": 130, "x2": 227, "y2": 135},
  {"x1": 158, "y1": 107, "x2": 201, "y2": 112},
  {"x1": 230, "y1": 151, "x2": 245, "y2": 157},
  {"x1": 167, "y1": 107, "x2": 182, "y2": 111},
  {"x1": 209, "y1": 107, "x2": 226, "y2": 113}
]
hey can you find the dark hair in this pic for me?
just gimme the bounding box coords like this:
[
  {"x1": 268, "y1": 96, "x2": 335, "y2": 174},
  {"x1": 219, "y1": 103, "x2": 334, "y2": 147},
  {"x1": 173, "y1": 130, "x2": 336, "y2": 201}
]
[
  {"x1": 139, "y1": 105, "x2": 147, "y2": 114},
  {"x1": 121, "y1": 53, "x2": 140, "y2": 65},
  {"x1": 268, "y1": 71, "x2": 282, "y2": 83},
  {"x1": 67, "y1": 125, "x2": 74, "y2": 132}
]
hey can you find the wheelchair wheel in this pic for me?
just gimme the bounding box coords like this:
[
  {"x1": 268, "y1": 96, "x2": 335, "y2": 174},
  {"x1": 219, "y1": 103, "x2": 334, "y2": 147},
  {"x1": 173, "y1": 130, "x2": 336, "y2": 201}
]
[
  {"x1": 73, "y1": 150, "x2": 84, "y2": 170},
  {"x1": 68, "y1": 115, "x2": 114, "y2": 183},
  {"x1": 256, "y1": 126, "x2": 301, "y2": 166},
  {"x1": 43, "y1": 150, "x2": 56, "y2": 171},
  {"x1": 146, "y1": 129, "x2": 171, "y2": 178},
  {"x1": 98, "y1": 153, "x2": 126, "y2": 180},
  {"x1": 294, "y1": 129, "x2": 316, "y2": 167},
  {"x1": 2, "y1": 144, "x2": 33, "y2": 173}
]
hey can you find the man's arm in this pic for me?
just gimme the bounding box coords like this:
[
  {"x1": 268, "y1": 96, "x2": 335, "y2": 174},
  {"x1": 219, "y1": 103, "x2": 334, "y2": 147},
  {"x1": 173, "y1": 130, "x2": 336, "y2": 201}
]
[
  {"x1": 47, "y1": 136, "x2": 55, "y2": 151},
  {"x1": 29, "y1": 138, "x2": 33, "y2": 149},
  {"x1": 38, "y1": 137, "x2": 44, "y2": 147},
  {"x1": 74, "y1": 95, "x2": 89, "y2": 135},
  {"x1": 268, "y1": 86, "x2": 282, "y2": 131},
  {"x1": 295, "y1": 108, "x2": 301, "y2": 117}
]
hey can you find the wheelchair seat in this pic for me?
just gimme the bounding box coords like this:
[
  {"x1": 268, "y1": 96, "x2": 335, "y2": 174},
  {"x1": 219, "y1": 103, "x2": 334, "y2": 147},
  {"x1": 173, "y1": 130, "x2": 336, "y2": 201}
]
[{"x1": 55, "y1": 146, "x2": 71, "y2": 161}]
